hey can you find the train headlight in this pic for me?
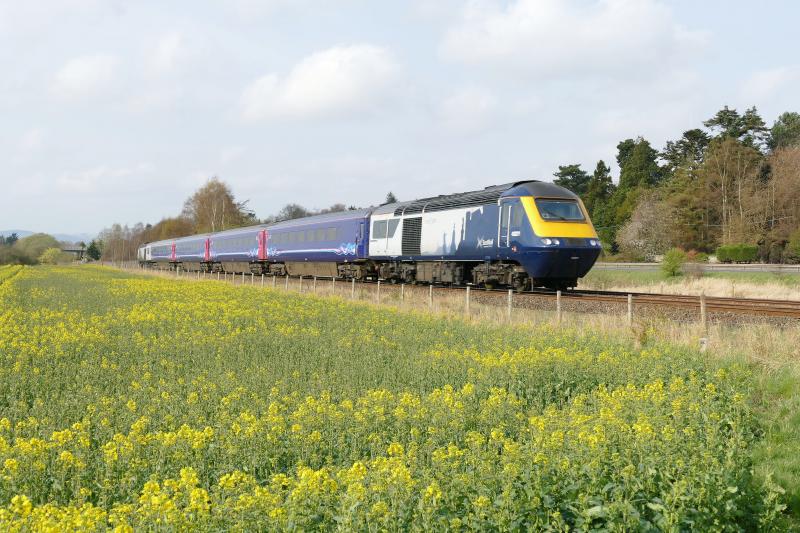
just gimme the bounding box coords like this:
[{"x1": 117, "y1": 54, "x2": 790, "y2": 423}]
[
  {"x1": 552, "y1": 239, "x2": 560, "y2": 245},
  {"x1": 589, "y1": 239, "x2": 598, "y2": 246},
  {"x1": 542, "y1": 238, "x2": 552, "y2": 245}
]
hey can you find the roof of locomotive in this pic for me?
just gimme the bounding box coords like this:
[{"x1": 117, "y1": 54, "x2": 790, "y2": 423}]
[{"x1": 372, "y1": 180, "x2": 578, "y2": 216}]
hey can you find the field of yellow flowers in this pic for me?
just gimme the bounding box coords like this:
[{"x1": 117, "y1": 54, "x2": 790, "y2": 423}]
[{"x1": 0, "y1": 266, "x2": 787, "y2": 530}]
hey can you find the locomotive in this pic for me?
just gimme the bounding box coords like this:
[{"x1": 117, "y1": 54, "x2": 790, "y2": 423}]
[{"x1": 137, "y1": 180, "x2": 601, "y2": 290}]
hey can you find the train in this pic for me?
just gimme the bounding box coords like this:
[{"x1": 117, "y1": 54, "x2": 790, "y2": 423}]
[{"x1": 137, "y1": 180, "x2": 602, "y2": 290}]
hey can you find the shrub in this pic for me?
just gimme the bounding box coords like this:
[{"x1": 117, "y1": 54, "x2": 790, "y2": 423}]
[
  {"x1": 38, "y1": 247, "x2": 64, "y2": 265},
  {"x1": 685, "y1": 250, "x2": 709, "y2": 263},
  {"x1": 716, "y1": 244, "x2": 758, "y2": 263},
  {"x1": 785, "y1": 230, "x2": 800, "y2": 264},
  {"x1": 661, "y1": 247, "x2": 687, "y2": 277}
]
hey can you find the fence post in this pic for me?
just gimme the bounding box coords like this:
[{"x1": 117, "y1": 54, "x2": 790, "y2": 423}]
[
  {"x1": 507, "y1": 289, "x2": 513, "y2": 321},
  {"x1": 299, "y1": 276, "x2": 303, "y2": 293},
  {"x1": 217, "y1": 271, "x2": 220, "y2": 281},
  {"x1": 273, "y1": 274, "x2": 277, "y2": 288},
  {"x1": 700, "y1": 292, "x2": 707, "y2": 333},
  {"x1": 313, "y1": 276, "x2": 317, "y2": 293},
  {"x1": 465, "y1": 286, "x2": 471, "y2": 316},
  {"x1": 242, "y1": 272, "x2": 245, "y2": 284},
  {"x1": 351, "y1": 278, "x2": 356, "y2": 299},
  {"x1": 285, "y1": 274, "x2": 289, "y2": 290},
  {"x1": 627, "y1": 294, "x2": 633, "y2": 326},
  {"x1": 401, "y1": 284, "x2": 405, "y2": 303},
  {"x1": 428, "y1": 285, "x2": 433, "y2": 310},
  {"x1": 376, "y1": 280, "x2": 381, "y2": 303},
  {"x1": 556, "y1": 290, "x2": 562, "y2": 324},
  {"x1": 332, "y1": 277, "x2": 336, "y2": 295},
  {"x1": 261, "y1": 274, "x2": 264, "y2": 287}
]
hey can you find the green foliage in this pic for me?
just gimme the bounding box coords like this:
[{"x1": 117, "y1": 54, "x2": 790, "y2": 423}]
[
  {"x1": 704, "y1": 105, "x2": 770, "y2": 150},
  {"x1": 770, "y1": 112, "x2": 800, "y2": 151},
  {"x1": 716, "y1": 244, "x2": 759, "y2": 263},
  {"x1": 2, "y1": 233, "x2": 19, "y2": 246},
  {"x1": 385, "y1": 191, "x2": 398, "y2": 204},
  {"x1": 786, "y1": 230, "x2": 800, "y2": 263},
  {"x1": 661, "y1": 129, "x2": 710, "y2": 173},
  {"x1": 38, "y1": 247, "x2": 64, "y2": 265},
  {"x1": 618, "y1": 138, "x2": 663, "y2": 191},
  {"x1": 553, "y1": 164, "x2": 590, "y2": 196},
  {"x1": 86, "y1": 240, "x2": 102, "y2": 261},
  {"x1": 1, "y1": 233, "x2": 59, "y2": 265},
  {"x1": 661, "y1": 248, "x2": 687, "y2": 277}
]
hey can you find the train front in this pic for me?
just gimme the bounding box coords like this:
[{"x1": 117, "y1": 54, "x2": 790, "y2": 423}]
[{"x1": 500, "y1": 181, "x2": 602, "y2": 289}]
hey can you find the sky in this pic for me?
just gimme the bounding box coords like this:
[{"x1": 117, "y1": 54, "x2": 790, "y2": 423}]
[{"x1": 1, "y1": 0, "x2": 798, "y2": 236}]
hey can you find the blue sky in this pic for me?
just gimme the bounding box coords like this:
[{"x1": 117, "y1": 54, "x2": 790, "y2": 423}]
[{"x1": 1, "y1": 0, "x2": 797, "y2": 235}]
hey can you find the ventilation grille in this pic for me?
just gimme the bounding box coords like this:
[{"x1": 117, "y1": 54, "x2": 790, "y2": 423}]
[
  {"x1": 401, "y1": 217, "x2": 422, "y2": 255},
  {"x1": 394, "y1": 189, "x2": 502, "y2": 216}
]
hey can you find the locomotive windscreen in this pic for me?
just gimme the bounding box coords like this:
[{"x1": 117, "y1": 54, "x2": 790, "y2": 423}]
[{"x1": 534, "y1": 199, "x2": 585, "y2": 221}]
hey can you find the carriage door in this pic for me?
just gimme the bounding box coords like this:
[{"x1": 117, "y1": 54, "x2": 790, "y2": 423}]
[
  {"x1": 204, "y1": 239, "x2": 211, "y2": 262},
  {"x1": 357, "y1": 221, "x2": 366, "y2": 257},
  {"x1": 258, "y1": 230, "x2": 267, "y2": 260},
  {"x1": 498, "y1": 199, "x2": 523, "y2": 249},
  {"x1": 498, "y1": 200, "x2": 512, "y2": 248}
]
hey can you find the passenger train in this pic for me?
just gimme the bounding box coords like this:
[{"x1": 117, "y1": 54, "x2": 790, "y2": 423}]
[{"x1": 137, "y1": 180, "x2": 602, "y2": 290}]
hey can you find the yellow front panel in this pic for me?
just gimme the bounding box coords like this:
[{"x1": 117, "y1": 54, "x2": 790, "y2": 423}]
[{"x1": 520, "y1": 196, "x2": 598, "y2": 238}]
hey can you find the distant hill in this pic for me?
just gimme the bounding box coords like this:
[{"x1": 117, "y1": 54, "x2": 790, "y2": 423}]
[{"x1": 0, "y1": 229, "x2": 94, "y2": 244}]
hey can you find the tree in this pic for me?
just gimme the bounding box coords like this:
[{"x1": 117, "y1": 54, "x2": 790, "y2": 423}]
[
  {"x1": 13, "y1": 233, "x2": 59, "y2": 263},
  {"x1": 618, "y1": 137, "x2": 663, "y2": 191},
  {"x1": 769, "y1": 112, "x2": 800, "y2": 151},
  {"x1": 182, "y1": 177, "x2": 254, "y2": 233},
  {"x1": 3, "y1": 233, "x2": 19, "y2": 246},
  {"x1": 86, "y1": 240, "x2": 102, "y2": 261},
  {"x1": 701, "y1": 137, "x2": 764, "y2": 244},
  {"x1": 583, "y1": 160, "x2": 613, "y2": 215},
  {"x1": 616, "y1": 138, "x2": 637, "y2": 170},
  {"x1": 385, "y1": 192, "x2": 398, "y2": 204},
  {"x1": 703, "y1": 105, "x2": 769, "y2": 151},
  {"x1": 270, "y1": 204, "x2": 310, "y2": 223},
  {"x1": 39, "y1": 247, "x2": 64, "y2": 265},
  {"x1": 553, "y1": 164, "x2": 590, "y2": 196},
  {"x1": 616, "y1": 191, "x2": 676, "y2": 260},
  {"x1": 661, "y1": 129, "x2": 710, "y2": 174}
]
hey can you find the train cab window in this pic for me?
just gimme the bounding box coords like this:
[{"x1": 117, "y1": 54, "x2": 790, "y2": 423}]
[
  {"x1": 387, "y1": 219, "x2": 400, "y2": 238},
  {"x1": 535, "y1": 199, "x2": 585, "y2": 221},
  {"x1": 511, "y1": 204, "x2": 525, "y2": 227},
  {"x1": 372, "y1": 220, "x2": 387, "y2": 239},
  {"x1": 326, "y1": 227, "x2": 337, "y2": 241}
]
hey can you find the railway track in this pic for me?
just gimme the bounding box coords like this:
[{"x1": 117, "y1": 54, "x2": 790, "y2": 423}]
[{"x1": 521, "y1": 288, "x2": 800, "y2": 318}]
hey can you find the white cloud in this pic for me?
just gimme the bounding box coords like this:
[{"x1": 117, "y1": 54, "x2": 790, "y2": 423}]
[
  {"x1": 148, "y1": 31, "x2": 186, "y2": 75},
  {"x1": 440, "y1": 0, "x2": 705, "y2": 79},
  {"x1": 56, "y1": 164, "x2": 152, "y2": 193},
  {"x1": 18, "y1": 128, "x2": 45, "y2": 152},
  {"x1": 52, "y1": 53, "x2": 118, "y2": 99},
  {"x1": 240, "y1": 44, "x2": 400, "y2": 121},
  {"x1": 438, "y1": 86, "x2": 496, "y2": 133},
  {"x1": 220, "y1": 146, "x2": 246, "y2": 164},
  {"x1": 741, "y1": 66, "x2": 800, "y2": 102}
]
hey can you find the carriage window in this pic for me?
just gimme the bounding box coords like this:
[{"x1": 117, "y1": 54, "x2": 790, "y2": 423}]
[
  {"x1": 372, "y1": 220, "x2": 387, "y2": 239},
  {"x1": 326, "y1": 227, "x2": 337, "y2": 241},
  {"x1": 306, "y1": 230, "x2": 315, "y2": 242},
  {"x1": 315, "y1": 228, "x2": 326, "y2": 241},
  {"x1": 297, "y1": 231, "x2": 305, "y2": 243},
  {"x1": 387, "y1": 219, "x2": 400, "y2": 238}
]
